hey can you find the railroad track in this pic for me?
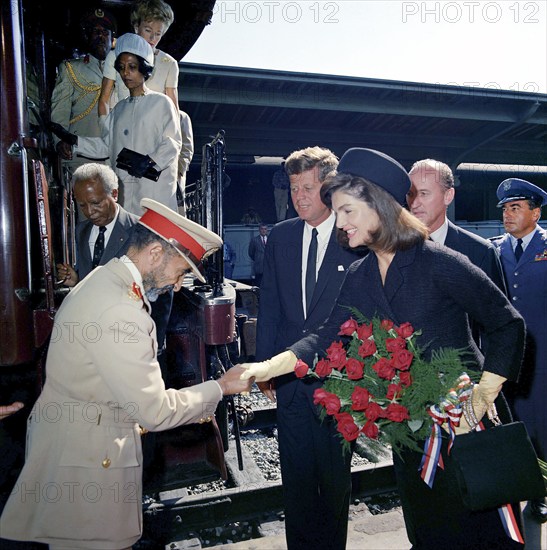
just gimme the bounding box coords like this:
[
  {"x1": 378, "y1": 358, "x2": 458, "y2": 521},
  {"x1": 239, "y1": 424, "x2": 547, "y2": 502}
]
[{"x1": 138, "y1": 405, "x2": 400, "y2": 548}]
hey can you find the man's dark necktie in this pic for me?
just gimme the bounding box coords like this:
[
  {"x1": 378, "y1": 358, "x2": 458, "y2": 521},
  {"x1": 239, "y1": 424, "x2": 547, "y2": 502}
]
[
  {"x1": 92, "y1": 226, "x2": 107, "y2": 268},
  {"x1": 515, "y1": 238, "x2": 523, "y2": 262},
  {"x1": 305, "y1": 228, "x2": 318, "y2": 313}
]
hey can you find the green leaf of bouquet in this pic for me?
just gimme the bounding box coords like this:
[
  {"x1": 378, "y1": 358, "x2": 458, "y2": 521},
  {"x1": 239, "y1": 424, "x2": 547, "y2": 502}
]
[{"x1": 407, "y1": 419, "x2": 424, "y2": 432}]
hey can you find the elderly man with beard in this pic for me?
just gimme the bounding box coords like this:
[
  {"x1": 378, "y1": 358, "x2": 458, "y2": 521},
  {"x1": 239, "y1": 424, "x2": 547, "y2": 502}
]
[{"x1": 0, "y1": 199, "x2": 254, "y2": 549}]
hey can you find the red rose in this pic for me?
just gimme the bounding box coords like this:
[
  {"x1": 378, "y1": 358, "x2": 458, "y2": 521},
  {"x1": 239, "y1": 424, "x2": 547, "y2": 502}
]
[
  {"x1": 313, "y1": 388, "x2": 329, "y2": 406},
  {"x1": 372, "y1": 357, "x2": 396, "y2": 380},
  {"x1": 315, "y1": 358, "x2": 333, "y2": 378},
  {"x1": 386, "y1": 383, "x2": 403, "y2": 400},
  {"x1": 385, "y1": 403, "x2": 410, "y2": 422},
  {"x1": 365, "y1": 401, "x2": 385, "y2": 422},
  {"x1": 358, "y1": 339, "x2": 377, "y2": 358},
  {"x1": 346, "y1": 358, "x2": 364, "y2": 380},
  {"x1": 385, "y1": 337, "x2": 406, "y2": 352},
  {"x1": 381, "y1": 319, "x2": 394, "y2": 331},
  {"x1": 362, "y1": 420, "x2": 379, "y2": 439},
  {"x1": 395, "y1": 322, "x2": 414, "y2": 339},
  {"x1": 326, "y1": 341, "x2": 347, "y2": 370},
  {"x1": 399, "y1": 371, "x2": 413, "y2": 387},
  {"x1": 392, "y1": 349, "x2": 413, "y2": 371},
  {"x1": 338, "y1": 318, "x2": 359, "y2": 336},
  {"x1": 294, "y1": 359, "x2": 310, "y2": 378},
  {"x1": 351, "y1": 386, "x2": 370, "y2": 410},
  {"x1": 321, "y1": 392, "x2": 341, "y2": 415},
  {"x1": 356, "y1": 323, "x2": 373, "y2": 340},
  {"x1": 335, "y1": 412, "x2": 360, "y2": 441}
]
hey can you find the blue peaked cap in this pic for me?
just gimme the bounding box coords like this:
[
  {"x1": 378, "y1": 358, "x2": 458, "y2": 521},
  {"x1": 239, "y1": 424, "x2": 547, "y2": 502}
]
[{"x1": 496, "y1": 178, "x2": 547, "y2": 207}]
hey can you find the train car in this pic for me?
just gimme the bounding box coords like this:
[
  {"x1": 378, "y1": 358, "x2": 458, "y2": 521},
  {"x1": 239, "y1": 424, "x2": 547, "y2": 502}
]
[{"x1": 0, "y1": 0, "x2": 246, "y2": 524}]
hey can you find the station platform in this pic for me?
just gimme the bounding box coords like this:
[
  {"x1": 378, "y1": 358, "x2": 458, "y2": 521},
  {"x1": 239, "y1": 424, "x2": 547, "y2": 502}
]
[{"x1": 213, "y1": 501, "x2": 546, "y2": 550}]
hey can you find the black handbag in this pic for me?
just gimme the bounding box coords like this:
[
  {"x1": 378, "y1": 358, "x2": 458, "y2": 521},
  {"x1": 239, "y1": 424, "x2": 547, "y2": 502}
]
[{"x1": 452, "y1": 420, "x2": 545, "y2": 511}]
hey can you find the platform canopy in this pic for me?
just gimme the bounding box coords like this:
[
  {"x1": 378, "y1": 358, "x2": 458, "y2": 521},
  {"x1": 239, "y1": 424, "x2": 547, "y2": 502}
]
[{"x1": 178, "y1": 62, "x2": 547, "y2": 170}]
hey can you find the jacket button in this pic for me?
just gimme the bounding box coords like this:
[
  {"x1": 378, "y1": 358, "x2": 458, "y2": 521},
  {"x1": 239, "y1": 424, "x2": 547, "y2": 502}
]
[{"x1": 102, "y1": 458, "x2": 111, "y2": 468}]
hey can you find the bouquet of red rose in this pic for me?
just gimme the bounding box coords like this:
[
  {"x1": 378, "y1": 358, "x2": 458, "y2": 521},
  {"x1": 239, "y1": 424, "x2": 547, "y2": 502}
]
[{"x1": 294, "y1": 308, "x2": 478, "y2": 456}]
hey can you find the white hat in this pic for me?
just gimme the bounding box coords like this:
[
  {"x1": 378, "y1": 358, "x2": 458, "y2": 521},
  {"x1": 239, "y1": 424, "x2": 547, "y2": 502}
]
[
  {"x1": 138, "y1": 199, "x2": 222, "y2": 283},
  {"x1": 115, "y1": 33, "x2": 154, "y2": 66}
]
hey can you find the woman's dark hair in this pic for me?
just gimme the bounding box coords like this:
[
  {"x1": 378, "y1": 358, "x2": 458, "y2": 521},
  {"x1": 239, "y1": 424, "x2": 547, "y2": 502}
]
[
  {"x1": 114, "y1": 54, "x2": 154, "y2": 80},
  {"x1": 321, "y1": 173, "x2": 428, "y2": 253}
]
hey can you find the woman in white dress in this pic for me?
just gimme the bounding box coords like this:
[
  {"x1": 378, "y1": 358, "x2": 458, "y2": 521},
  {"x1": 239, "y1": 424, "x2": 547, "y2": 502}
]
[{"x1": 75, "y1": 34, "x2": 181, "y2": 215}]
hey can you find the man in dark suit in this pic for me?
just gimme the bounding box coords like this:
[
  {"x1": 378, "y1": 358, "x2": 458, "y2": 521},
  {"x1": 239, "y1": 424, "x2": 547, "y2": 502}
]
[
  {"x1": 255, "y1": 146, "x2": 361, "y2": 549},
  {"x1": 247, "y1": 223, "x2": 269, "y2": 285},
  {"x1": 56, "y1": 163, "x2": 138, "y2": 286},
  {"x1": 491, "y1": 178, "x2": 547, "y2": 523},
  {"x1": 56, "y1": 162, "x2": 170, "y2": 353},
  {"x1": 408, "y1": 158, "x2": 506, "y2": 292}
]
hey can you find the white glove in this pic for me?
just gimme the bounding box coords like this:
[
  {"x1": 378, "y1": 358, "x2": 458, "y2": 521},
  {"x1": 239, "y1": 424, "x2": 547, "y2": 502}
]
[
  {"x1": 471, "y1": 371, "x2": 507, "y2": 424},
  {"x1": 239, "y1": 350, "x2": 298, "y2": 382}
]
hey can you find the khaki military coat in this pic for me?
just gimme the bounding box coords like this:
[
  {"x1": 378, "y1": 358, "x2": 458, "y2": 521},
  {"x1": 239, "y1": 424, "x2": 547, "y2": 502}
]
[{"x1": 0, "y1": 258, "x2": 221, "y2": 549}]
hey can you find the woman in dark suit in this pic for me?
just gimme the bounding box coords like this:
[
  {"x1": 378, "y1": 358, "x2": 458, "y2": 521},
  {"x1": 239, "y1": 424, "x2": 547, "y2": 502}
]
[{"x1": 241, "y1": 148, "x2": 526, "y2": 549}]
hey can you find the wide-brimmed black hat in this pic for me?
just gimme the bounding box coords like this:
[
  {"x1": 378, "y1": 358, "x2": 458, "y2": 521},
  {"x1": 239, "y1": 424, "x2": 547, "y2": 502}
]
[{"x1": 337, "y1": 148, "x2": 411, "y2": 205}]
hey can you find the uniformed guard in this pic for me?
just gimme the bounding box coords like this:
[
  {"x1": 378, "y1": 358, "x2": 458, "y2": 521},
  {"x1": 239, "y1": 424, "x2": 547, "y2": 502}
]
[
  {"x1": 50, "y1": 7, "x2": 117, "y2": 186},
  {"x1": 491, "y1": 177, "x2": 547, "y2": 523}
]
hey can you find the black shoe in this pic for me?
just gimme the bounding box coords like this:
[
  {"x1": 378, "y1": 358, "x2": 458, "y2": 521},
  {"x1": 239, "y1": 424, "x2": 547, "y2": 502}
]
[{"x1": 530, "y1": 499, "x2": 547, "y2": 523}]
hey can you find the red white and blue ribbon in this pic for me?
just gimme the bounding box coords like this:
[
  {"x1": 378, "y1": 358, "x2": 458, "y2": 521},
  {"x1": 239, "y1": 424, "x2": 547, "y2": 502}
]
[
  {"x1": 419, "y1": 374, "x2": 473, "y2": 488},
  {"x1": 419, "y1": 422, "x2": 443, "y2": 488}
]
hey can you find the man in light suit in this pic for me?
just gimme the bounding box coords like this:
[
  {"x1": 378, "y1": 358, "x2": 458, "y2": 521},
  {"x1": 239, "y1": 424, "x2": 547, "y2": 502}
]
[
  {"x1": 248, "y1": 223, "x2": 268, "y2": 285},
  {"x1": 56, "y1": 163, "x2": 138, "y2": 287},
  {"x1": 255, "y1": 147, "x2": 361, "y2": 549},
  {"x1": 491, "y1": 178, "x2": 547, "y2": 523},
  {"x1": 0, "y1": 199, "x2": 253, "y2": 549},
  {"x1": 407, "y1": 159, "x2": 506, "y2": 292}
]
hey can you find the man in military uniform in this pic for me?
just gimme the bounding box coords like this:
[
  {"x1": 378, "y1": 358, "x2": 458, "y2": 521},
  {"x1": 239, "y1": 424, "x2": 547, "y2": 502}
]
[
  {"x1": 491, "y1": 177, "x2": 547, "y2": 523},
  {"x1": 0, "y1": 199, "x2": 254, "y2": 548},
  {"x1": 50, "y1": 7, "x2": 117, "y2": 182}
]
